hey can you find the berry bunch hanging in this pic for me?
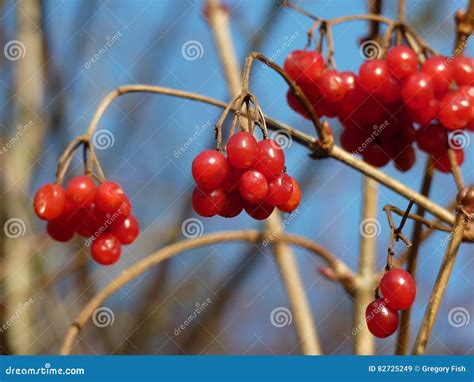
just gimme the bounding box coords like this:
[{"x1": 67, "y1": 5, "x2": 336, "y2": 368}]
[
  {"x1": 33, "y1": 139, "x2": 139, "y2": 266},
  {"x1": 284, "y1": 44, "x2": 473, "y2": 173},
  {"x1": 365, "y1": 268, "x2": 416, "y2": 338}
]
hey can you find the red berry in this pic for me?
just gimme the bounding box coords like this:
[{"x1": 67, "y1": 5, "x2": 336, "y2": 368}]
[
  {"x1": 408, "y1": 97, "x2": 439, "y2": 125},
  {"x1": 386, "y1": 46, "x2": 418, "y2": 80},
  {"x1": 219, "y1": 192, "x2": 244, "y2": 218},
  {"x1": 226, "y1": 132, "x2": 258, "y2": 169},
  {"x1": 433, "y1": 149, "x2": 464, "y2": 173},
  {"x1": 416, "y1": 123, "x2": 447, "y2": 155},
  {"x1": 379, "y1": 268, "x2": 416, "y2": 310},
  {"x1": 221, "y1": 165, "x2": 243, "y2": 193},
  {"x1": 110, "y1": 215, "x2": 139, "y2": 245},
  {"x1": 113, "y1": 196, "x2": 132, "y2": 224},
  {"x1": 192, "y1": 187, "x2": 225, "y2": 217},
  {"x1": 284, "y1": 50, "x2": 325, "y2": 84},
  {"x1": 366, "y1": 298, "x2": 399, "y2": 338},
  {"x1": 74, "y1": 204, "x2": 104, "y2": 237},
  {"x1": 422, "y1": 56, "x2": 453, "y2": 93},
  {"x1": 239, "y1": 170, "x2": 269, "y2": 204},
  {"x1": 358, "y1": 59, "x2": 390, "y2": 94},
  {"x1": 377, "y1": 75, "x2": 401, "y2": 104},
  {"x1": 362, "y1": 144, "x2": 390, "y2": 168},
  {"x1": 438, "y1": 92, "x2": 471, "y2": 130},
  {"x1": 266, "y1": 173, "x2": 294, "y2": 206},
  {"x1": 192, "y1": 150, "x2": 228, "y2": 190},
  {"x1": 253, "y1": 139, "x2": 285, "y2": 178},
  {"x1": 451, "y1": 56, "x2": 474, "y2": 86},
  {"x1": 34, "y1": 183, "x2": 66, "y2": 221},
  {"x1": 287, "y1": 89, "x2": 310, "y2": 118},
  {"x1": 66, "y1": 176, "x2": 96, "y2": 207},
  {"x1": 244, "y1": 201, "x2": 274, "y2": 220},
  {"x1": 95, "y1": 181, "x2": 125, "y2": 213},
  {"x1": 401, "y1": 72, "x2": 434, "y2": 109},
  {"x1": 47, "y1": 218, "x2": 74, "y2": 242},
  {"x1": 394, "y1": 145, "x2": 416, "y2": 172},
  {"x1": 91, "y1": 233, "x2": 122, "y2": 265},
  {"x1": 340, "y1": 71, "x2": 357, "y2": 98},
  {"x1": 277, "y1": 177, "x2": 301, "y2": 213},
  {"x1": 317, "y1": 70, "x2": 346, "y2": 102}
]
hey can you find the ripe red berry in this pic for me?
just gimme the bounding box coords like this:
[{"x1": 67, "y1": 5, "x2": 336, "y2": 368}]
[
  {"x1": 192, "y1": 150, "x2": 229, "y2": 190},
  {"x1": 110, "y1": 215, "x2": 139, "y2": 244},
  {"x1": 433, "y1": 149, "x2": 464, "y2": 173},
  {"x1": 253, "y1": 139, "x2": 285, "y2": 178},
  {"x1": 192, "y1": 187, "x2": 225, "y2": 217},
  {"x1": 358, "y1": 59, "x2": 390, "y2": 94},
  {"x1": 401, "y1": 72, "x2": 434, "y2": 109},
  {"x1": 366, "y1": 298, "x2": 399, "y2": 338},
  {"x1": 438, "y1": 92, "x2": 472, "y2": 130},
  {"x1": 422, "y1": 56, "x2": 453, "y2": 93},
  {"x1": 362, "y1": 144, "x2": 391, "y2": 168},
  {"x1": 416, "y1": 123, "x2": 447, "y2": 155},
  {"x1": 244, "y1": 201, "x2": 274, "y2": 220},
  {"x1": 451, "y1": 56, "x2": 474, "y2": 86},
  {"x1": 379, "y1": 268, "x2": 416, "y2": 310},
  {"x1": 95, "y1": 181, "x2": 125, "y2": 213},
  {"x1": 219, "y1": 192, "x2": 244, "y2": 218},
  {"x1": 34, "y1": 183, "x2": 66, "y2": 221},
  {"x1": 277, "y1": 177, "x2": 301, "y2": 213},
  {"x1": 394, "y1": 145, "x2": 416, "y2": 172},
  {"x1": 340, "y1": 71, "x2": 357, "y2": 98},
  {"x1": 74, "y1": 204, "x2": 104, "y2": 237},
  {"x1": 386, "y1": 46, "x2": 418, "y2": 80},
  {"x1": 226, "y1": 132, "x2": 258, "y2": 169},
  {"x1": 221, "y1": 165, "x2": 243, "y2": 193},
  {"x1": 239, "y1": 170, "x2": 269, "y2": 204},
  {"x1": 47, "y1": 218, "x2": 74, "y2": 242},
  {"x1": 66, "y1": 176, "x2": 96, "y2": 207},
  {"x1": 377, "y1": 75, "x2": 401, "y2": 104},
  {"x1": 266, "y1": 173, "x2": 294, "y2": 206},
  {"x1": 284, "y1": 50, "x2": 325, "y2": 84},
  {"x1": 317, "y1": 70, "x2": 346, "y2": 102},
  {"x1": 91, "y1": 233, "x2": 122, "y2": 265},
  {"x1": 408, "y1": 97, "x2": 439, "y2": 126}
]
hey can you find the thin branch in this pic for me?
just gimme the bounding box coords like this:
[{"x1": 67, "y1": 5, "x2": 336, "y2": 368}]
[{"x1": 59, "y1": 230, "x2": 353, "y2": 354}]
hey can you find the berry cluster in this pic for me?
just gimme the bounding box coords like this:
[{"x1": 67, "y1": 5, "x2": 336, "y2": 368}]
[
  {"x1": 34, "y1": 176, "x2": 139, "y2": 265},
  {"x1": 191, "y1": 132, "x2": 301, "y2": 220},
  {"x1": 365, "y1": 268, "x2": 416, "y2": 338},
  {"x1": 284, "y1": 48, "x2": 473, "y2": 172}
]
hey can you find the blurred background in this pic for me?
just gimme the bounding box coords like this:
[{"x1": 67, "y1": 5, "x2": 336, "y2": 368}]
[{"x1": 0, "y1": 0, "x2": 472, "y2": 355}]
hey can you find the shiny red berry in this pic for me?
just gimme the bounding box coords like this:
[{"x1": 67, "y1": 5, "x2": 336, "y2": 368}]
[
  {"x1": 95, "y1": 181, "x2": 126, "y2": 213},
  {"x1": 277, "y1": 177, "x2": 301, "y2": 213},
  {"x1": 266, "y1": 173, "x2": 294, "y2": 206},
  {"x1": 358, "y1": 59, "x2": 390, "y2": 93},
  {"x1": 253, "y1": 139, "x2": 285, "y2": 178},
  {"x1": 408, "y1": 97, "x2": 439, "y2": 125},
  {"x1": 239, "y1": 170, "x2": 269, "y2": 204},
  {"x1": 244, "y1": 201, "x2": 274, "y2": 220},
  {"x1": 422, "y1": 56, "x2": 454, "y2": 93},
  {"x1": 91, "y1": 233, "x2": 122, "y2": 265},
  {"x1": 226, "y1": 132, "x2": 258, "y2": 169},
  {"x1": 47, "y1": 218, "x2": 74, "y2": 242},
  {"x1": 401, "y1": 72, "x2": 434, "y2": 109},
  {"x1": 366, "y1": 298, "x2": 399, "y2": 338},
  {"x1": 433, "y1": 149, "x2": 464, "y2": 173},
  {"x1": 34, "y1": 183, "x2": 66, "y2": 221},
  {"x1": 192, "y1": 187, "x2": 225, "y2": 217},
  {"x1": 438, "y1": 92, "x2": 472, "y2": 130},
  {"x1": 66, "y1": 176, "x2": 96, "y2": 207},
  {"x1": 219, "y1": 192, "x2": 244, "y2": 218},
  {"x1": 284, "y1": 50, "x2": 325, "y2": 84},
  {"x1": 451, "y1": 56, "x2": 474, "y2": 86},
  {"x1": 416, "y1": 123, "x2": 447, "y2": 155},
  {"x1": 192, "y1": 150, "x2": 229, "y2": 190},
  {"x1": 362, "y1": 144, "x2": 391, "y2": 168},
  {"x1": 110, "y1": 215, "x2": 139, "y2": 244},
  {"x1": 73, "y1": 204, "x2": 104, "y2": 237},
  {"x1": 317, "y1": 70, "x2": 346, "y2": 102},
  {"x1": 394, "y1": 145, "x2": 416, "y2": 173},
  {"x1": 386, "y1": 46, "x2": 418, "y2": 80},
  {"x1": 379, "y1": 268, "x2": 416, "y2": 310}
]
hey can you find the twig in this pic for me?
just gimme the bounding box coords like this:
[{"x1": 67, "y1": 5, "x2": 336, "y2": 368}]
[
  {"x1": 412, "y1": 210, "x2": 469, "y2": 354},
  {"x1": 59, "y1": 230, "x2": 353, "y2": 354},
  {"x1": 448, "y1": 149, "x2": 465, "y2": 190}
]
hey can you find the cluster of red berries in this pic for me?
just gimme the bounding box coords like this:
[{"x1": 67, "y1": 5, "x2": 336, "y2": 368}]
[
  {"x1": 284, "y1": 47, "x2": 473, "y2": 172},
  {"x1": 365, "y1": 268, "x2": 416, "y2": 338},
  {"x1": 191, "y1": 132, "x2": 301, "y2": 220},
  {"x1": 33, "y1": 176, "x2": 139, "y2": 265}
]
